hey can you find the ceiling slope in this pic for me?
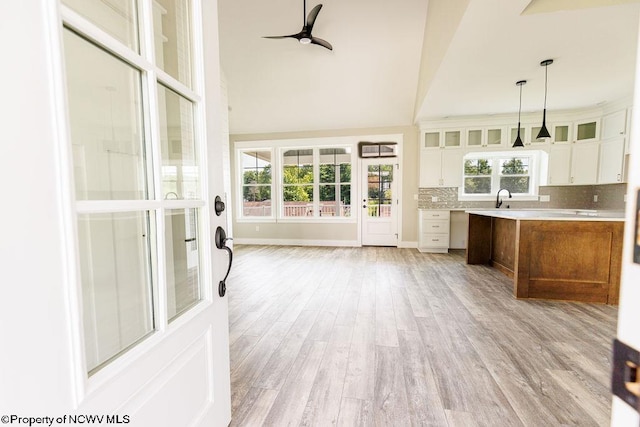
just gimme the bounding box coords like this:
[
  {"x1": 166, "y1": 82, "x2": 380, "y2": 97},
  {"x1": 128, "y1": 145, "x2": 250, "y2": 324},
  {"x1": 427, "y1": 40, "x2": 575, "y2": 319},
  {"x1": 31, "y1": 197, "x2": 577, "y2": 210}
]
[{"x1": 415, "y1": 0, "x2": 640, "y2": 121}]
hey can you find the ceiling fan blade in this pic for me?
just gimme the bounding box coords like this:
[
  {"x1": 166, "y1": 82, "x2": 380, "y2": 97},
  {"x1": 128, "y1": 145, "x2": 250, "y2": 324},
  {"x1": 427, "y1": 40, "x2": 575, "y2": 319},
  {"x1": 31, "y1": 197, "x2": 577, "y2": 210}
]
[
  {"x1": 310, "y1": 36, "x2": 332, "y2": 51},
  {"x1": 306, "y1": 4, "x2": 323, "y2": 31},
  {"x1": 263, "y1": 32, "x2": 303, "y2": 40}
]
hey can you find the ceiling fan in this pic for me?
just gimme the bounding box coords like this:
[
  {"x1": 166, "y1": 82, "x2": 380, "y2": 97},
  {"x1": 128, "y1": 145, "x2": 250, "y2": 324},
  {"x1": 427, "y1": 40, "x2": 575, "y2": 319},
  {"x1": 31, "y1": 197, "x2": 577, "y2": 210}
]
[{"x1": 263, "y1": 0, "x2": 333, "y2": 51}]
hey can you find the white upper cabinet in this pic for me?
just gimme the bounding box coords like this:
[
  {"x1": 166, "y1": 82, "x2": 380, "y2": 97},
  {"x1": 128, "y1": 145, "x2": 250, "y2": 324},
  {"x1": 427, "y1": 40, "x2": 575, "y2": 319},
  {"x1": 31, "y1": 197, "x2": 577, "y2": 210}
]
[
  {"x1": 552, "y1": 124, "x2": 571, "y2": 144},
  {"x1": 601, "y1": 110, "x2": 627, "y2": 140},
  {"x1": 423, "y1": 131, "x2": 440, "y2": 149},
  {"x1": 548, "y1": 144, "x2": 572, "y2": 185},
  {"x1": 423, "y1": 130, "x2": 463, "y2": 149},
  {"x1": 486, "y1": 127, "x2": 505, "y2": 147},
  {"x1": 574, "y1": 119, "x2": 600, "y2": 142},
  {"x1": 598, "y1": 137, "x2": 625, "y2": 184},
  {"x1": 570, "y1": 141, "x2": 600, "y2": 184},
  {"x1": 466, "y1": 129, "x2": 483, "y2": 148},
  {"x1": 419, "y1": 149, "x2": 463, "y2": 187},
  {"x1": 444, "y1": 130, "x2": 463, "y2": 148},
  {"x1": 528, "y1": 125, "x2": 551, "y2": 146}
]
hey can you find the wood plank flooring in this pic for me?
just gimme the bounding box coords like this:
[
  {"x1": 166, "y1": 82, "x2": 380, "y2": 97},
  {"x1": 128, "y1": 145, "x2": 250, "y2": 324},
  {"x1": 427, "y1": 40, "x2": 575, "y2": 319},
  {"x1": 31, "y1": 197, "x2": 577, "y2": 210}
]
[{"x1": 227, "y1": 245, "x2": 617, "y2": 426}]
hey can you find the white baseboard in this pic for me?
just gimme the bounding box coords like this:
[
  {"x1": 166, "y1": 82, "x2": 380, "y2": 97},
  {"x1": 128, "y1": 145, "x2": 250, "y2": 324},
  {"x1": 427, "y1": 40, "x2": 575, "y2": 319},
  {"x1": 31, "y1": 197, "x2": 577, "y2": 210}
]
[
  {"x1": 233, "y1": 238, "x2": 360, "y2": 247},
  {"x1": 234, "y1": 238, "x2": 420, "y2": 249},
  {"x1": 398, "y1": 240, "x2": 418, "y2": 249}
]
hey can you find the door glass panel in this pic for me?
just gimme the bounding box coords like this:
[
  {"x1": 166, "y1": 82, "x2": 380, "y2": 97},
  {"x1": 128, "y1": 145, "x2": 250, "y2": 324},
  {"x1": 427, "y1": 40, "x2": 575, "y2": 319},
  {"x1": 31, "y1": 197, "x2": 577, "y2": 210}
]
[
  {"x1": 367, "y1": 164, "x2": 393, "y2": 217},
  {"x1": 63, "y1": 0, "x2": 139, "y2": 52},
  {"x1": 158, "y1": 84, "x2": 199, "y2": 200},
  {"x1": 166, "y1": 209, "x2": 201, "y2": 321},
  {"x1": 64, "y1": 29, "x2": 147, "y2": 200},
  {"x1": 153, "y1": 0, "x2": 192, "y2": 87},
  {"x1": 77, "y1": 211, "x2": 154, "y2": 374}
]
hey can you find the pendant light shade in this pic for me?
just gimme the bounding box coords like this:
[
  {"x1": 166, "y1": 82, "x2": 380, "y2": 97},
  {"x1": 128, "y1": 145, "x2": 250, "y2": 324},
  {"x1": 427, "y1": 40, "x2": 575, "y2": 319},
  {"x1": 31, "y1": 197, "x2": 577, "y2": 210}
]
[
  {"x1": 513, "y1": 80, "x2": 527, "y2": 148},
  {"x1": 536, "y1": 59, "x2": 554, "y2": 139}
]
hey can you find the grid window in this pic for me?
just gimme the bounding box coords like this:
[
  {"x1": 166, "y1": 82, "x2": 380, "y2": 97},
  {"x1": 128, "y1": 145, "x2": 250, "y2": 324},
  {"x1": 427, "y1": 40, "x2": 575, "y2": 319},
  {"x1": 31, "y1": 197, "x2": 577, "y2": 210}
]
[
  {"x1": 500, "y1": 158, "x2": 531, "y2": 194},
  {"x1": 283, "y1": 149, "x2": 314, "y2": 217},
  {"x1": 319, "y1": 148, "x2": 351, "y2": 217},
  {"x1": 462, "y1": 153, "x2": 536, "y2": 197},
  {"x1": 241, "y1": 151, "x2": 272, "y2": 217}
]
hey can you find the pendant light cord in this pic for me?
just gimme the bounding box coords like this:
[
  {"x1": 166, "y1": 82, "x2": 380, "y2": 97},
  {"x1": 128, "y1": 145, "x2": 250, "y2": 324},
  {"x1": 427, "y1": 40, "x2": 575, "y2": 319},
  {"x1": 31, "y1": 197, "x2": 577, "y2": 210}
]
[
  {"x1": 518, "y1": 83, "x2": 523, "y2": 121},
  {"x1": 543, "y1": 64, "x2": 548, "y2": 109}
]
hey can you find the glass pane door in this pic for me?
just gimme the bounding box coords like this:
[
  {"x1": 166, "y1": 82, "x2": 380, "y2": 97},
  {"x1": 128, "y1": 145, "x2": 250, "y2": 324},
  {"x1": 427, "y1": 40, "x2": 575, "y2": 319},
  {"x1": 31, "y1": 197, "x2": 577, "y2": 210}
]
[{"x1": 367, "y1": 164, "x2": 393, "y2": 217}]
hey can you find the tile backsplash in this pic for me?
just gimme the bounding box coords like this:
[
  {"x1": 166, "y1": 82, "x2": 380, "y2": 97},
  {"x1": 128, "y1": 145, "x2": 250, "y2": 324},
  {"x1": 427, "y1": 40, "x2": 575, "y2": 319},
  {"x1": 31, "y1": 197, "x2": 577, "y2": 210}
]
[{"x1": 418, "y1": 184, "x2": 626, "y2": 210}]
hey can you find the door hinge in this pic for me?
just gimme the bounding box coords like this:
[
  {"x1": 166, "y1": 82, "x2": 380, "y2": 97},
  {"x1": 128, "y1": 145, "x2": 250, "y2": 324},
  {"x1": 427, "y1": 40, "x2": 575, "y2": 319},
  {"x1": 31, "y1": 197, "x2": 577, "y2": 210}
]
[{"x1": 612, "y1": 338, "x2": 640, "y2": 411}]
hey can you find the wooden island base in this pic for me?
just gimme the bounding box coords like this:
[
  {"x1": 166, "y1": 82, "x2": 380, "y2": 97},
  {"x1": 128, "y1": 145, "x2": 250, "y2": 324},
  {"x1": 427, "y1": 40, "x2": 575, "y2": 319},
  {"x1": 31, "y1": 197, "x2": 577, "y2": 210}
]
[{"x1": 466, "y1": 213, "x2": 624, "y2": 304}]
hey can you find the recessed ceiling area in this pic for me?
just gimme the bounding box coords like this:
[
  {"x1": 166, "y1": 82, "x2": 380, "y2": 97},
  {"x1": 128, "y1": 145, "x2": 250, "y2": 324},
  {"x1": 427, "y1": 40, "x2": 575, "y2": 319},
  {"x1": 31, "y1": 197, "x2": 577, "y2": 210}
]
[{"x1": 217, "y1": 0, "x2": 640, "y2": 135}]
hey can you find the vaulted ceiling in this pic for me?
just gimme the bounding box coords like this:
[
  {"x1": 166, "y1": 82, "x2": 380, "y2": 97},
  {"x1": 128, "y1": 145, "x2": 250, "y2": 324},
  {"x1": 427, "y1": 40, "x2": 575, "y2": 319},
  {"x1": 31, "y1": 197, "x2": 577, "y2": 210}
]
[{"x1": 217, "y1": 0, "x2": 640, "y2": 135}]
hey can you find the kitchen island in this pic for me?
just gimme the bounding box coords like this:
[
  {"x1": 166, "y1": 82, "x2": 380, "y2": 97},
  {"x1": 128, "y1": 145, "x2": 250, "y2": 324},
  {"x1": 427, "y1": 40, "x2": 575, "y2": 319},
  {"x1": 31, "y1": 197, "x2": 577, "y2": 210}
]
[{"x1": 466, "y1": 209, "x2": 625, "y2": 304}]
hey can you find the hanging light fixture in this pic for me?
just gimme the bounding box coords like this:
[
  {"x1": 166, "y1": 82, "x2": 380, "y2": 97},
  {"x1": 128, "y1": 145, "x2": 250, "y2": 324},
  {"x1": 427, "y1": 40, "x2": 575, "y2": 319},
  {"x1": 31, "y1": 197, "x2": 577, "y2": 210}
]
[
  {"x1": 536, "y1": 59, "x2": 554, "y2": 139},
  {"x1": 513, "y1": 80, "x2": 527, "y2": 148}
]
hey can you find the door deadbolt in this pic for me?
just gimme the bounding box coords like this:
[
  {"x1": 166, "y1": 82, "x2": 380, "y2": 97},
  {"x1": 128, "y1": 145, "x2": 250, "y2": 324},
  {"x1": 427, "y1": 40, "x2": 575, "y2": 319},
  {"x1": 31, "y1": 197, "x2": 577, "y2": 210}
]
[{"x1": 215, "y1": 195, "x2": 226, "y2": 216}]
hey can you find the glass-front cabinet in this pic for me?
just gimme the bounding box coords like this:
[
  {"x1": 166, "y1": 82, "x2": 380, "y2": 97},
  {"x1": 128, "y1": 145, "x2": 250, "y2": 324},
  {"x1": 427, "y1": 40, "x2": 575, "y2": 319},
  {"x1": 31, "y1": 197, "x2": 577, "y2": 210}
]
[
  {"x1": 486, "y1": 127, "x2": 504, "y2": 147},
  {"x1": 552, "y1": 124, "x2": 571, "y2": 144},
  {"x1": 574, "y1": 119, "x2": 600, "y2": 142},
  {"x1": 423, "y1": 129, "x2": 463, "y2": 149}
]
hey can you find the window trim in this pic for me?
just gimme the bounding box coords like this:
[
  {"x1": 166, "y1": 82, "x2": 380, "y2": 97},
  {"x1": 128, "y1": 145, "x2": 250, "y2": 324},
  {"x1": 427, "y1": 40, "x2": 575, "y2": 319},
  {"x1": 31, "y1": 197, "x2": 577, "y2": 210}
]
[{"x1": 458, "y1": 150, "x2": 548, "y2": 201}]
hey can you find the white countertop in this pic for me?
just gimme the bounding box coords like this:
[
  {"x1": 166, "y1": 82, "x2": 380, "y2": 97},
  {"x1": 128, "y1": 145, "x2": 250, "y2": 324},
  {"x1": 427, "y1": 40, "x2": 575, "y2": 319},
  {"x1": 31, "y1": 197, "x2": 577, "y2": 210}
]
[{"x1": 465, "y1": 209, "x2": 625, "y2": 222}]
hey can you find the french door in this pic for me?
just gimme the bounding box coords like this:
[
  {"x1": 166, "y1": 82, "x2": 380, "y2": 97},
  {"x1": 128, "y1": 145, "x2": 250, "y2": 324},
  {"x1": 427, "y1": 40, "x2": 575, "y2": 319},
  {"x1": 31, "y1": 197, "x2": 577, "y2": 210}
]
[
  {"x1": 0, "y1": 1, "x2": 231, "y2": 425},
  {"x1": 361, "y1": 158, "x2": 398, "y2": 246}
]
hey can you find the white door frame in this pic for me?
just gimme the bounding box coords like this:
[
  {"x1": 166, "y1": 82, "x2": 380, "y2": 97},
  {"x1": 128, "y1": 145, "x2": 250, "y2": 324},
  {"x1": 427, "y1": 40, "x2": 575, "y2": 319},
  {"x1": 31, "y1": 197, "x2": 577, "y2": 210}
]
[
  {"x1": 358, "y1": 136, "x2": 403, "y2": 247},
  {"x1": 611, "y1": 8, "x2": 640, "y2": 426}
]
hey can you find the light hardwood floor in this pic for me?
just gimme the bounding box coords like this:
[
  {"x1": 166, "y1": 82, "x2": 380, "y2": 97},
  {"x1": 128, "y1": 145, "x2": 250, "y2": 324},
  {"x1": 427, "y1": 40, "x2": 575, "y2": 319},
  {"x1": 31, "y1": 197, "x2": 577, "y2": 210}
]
[{"x1": 227, "y1": 245, "x2": 617, "y2": 426}]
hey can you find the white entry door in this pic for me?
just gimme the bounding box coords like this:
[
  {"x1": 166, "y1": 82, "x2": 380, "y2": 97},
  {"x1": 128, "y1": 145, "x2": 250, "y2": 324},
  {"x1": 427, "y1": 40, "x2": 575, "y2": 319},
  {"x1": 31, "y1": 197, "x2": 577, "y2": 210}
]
[
  {"x1": 0, "y1": 1, "x2": 231, "y2": 426},
  {"x1": 361, "y1": 159, "x2": 399, "y2": 246}
]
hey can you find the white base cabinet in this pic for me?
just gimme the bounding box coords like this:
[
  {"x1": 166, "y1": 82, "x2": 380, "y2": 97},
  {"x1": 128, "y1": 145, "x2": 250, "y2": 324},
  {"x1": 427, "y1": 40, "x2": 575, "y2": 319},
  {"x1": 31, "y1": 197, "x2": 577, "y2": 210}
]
[{"x1": 419, "y1": 210, "x2": 450, "y2": 253}]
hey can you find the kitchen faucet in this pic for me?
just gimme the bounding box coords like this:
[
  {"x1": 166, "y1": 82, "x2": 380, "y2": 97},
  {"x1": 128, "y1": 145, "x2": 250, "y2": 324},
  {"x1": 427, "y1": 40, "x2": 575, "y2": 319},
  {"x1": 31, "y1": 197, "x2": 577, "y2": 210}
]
[{"x1": 496, "y1": 188, "x2": 512, "y2": 208}]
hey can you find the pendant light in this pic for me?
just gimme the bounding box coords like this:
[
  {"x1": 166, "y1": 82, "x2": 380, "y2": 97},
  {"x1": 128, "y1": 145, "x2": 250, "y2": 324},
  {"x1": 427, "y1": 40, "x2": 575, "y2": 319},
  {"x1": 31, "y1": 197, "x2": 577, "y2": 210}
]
[
  {"x1": 536, "y1": 59, "x2": 554, "y2": 139},
  {"x1": 513, "y1": 80, "x2": 527, "y2": 148}
]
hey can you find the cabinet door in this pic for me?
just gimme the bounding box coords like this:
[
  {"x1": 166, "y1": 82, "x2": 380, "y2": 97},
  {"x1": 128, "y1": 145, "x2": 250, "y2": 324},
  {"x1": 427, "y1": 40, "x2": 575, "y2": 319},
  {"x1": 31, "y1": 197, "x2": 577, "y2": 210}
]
[
  {"x1": 467, "y1": 129, "x2": 483, "y2": 148},
  {"x1": 602, "y1": 110, "x2": 626, "y2": 140},
  {"x1": 574, "y1": 119, "x2": 600, "y2": 142},
  {"x1": 598, "y1": 138, "x2": 625, "y2": 183},
  {"x1": 419, "y1": 151, "x2": 442, "y2": 187},
  {"x1": 486, "y1": 127, "x2": 504, "y2": 147},
  {"x1": 548, "y1": 144, "x2": 571, "y2": 185},
  {"x1": 571, "y1": 142, "x2": 599, "y2": 184},
  {"x1": 441, "y1": 149, "x2": 464, "y2": 187}
]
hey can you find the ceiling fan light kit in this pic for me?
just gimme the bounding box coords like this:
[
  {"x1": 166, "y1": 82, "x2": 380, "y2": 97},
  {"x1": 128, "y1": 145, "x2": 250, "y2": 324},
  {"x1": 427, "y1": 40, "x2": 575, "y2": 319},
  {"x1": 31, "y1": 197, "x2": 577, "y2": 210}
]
[
  {"x1": 263, "y1": 0, "x2": 333, "y2": 50},
  {"x1": 513, "y1": 80, "x2": 527, "y2": 148}
]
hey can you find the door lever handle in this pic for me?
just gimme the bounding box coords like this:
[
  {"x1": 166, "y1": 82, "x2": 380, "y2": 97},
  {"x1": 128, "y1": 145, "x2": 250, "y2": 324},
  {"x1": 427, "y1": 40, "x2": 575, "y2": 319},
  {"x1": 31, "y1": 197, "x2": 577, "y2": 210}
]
[{"x1": 215, "y1": 226, "x2": 233, "y2": 297}]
